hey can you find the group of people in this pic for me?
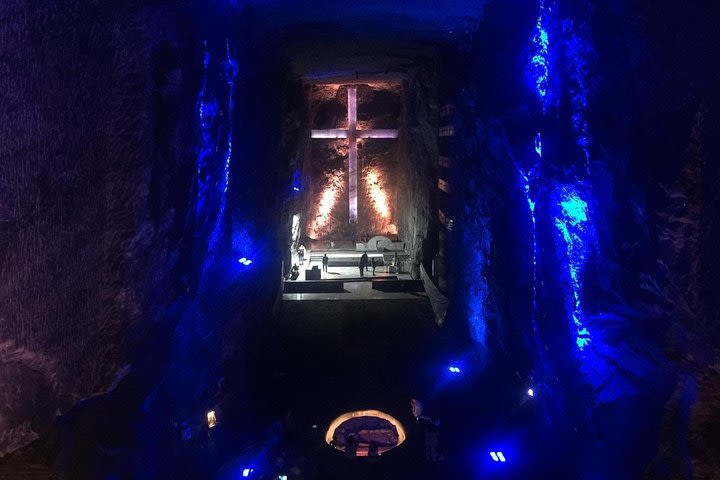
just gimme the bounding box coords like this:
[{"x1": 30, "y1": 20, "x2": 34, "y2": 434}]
[
  {"x1": 290, "y1": 243, "x2": 401, "y2": 279},
  {"x1": 358, "y1": 252, "x2": 380, "y2": 277},
  {"x1": 339, "y1": 399, "x2": 442, "y2": 471}
]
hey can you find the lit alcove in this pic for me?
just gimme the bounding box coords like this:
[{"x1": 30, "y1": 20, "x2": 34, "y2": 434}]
[{"x1": 325, "y1": 409, "x2": 407, "y2": 456}]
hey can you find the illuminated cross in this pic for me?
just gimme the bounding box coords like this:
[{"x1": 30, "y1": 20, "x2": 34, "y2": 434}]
[{"x1": 311, "y1": 86, "x2": 398, "y2": 224}]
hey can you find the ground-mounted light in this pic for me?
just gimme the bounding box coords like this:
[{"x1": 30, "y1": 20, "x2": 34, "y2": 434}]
[
  {"x1": 527, "y1": 388, "x2": 534, "y2": 397},
  {"x1": 490, "y1": 451, "x2": 507, "y2": 463},
  {"x1": 238, "y1": 257, "x2": 253, "y2": 266},
  {"x1": 207, "y1": 410, "x2": 217, "y2": 429},
  {"x1": 242, "y1": 468, "x2": 253, "y2": 477},
  {"x1": 448, "y1": 365, "x2": 461, "y2": 374}
]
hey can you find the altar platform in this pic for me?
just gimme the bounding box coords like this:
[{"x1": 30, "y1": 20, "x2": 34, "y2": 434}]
[{"x1": 284, "y1": 241, "x2": 424, "y2": 300}]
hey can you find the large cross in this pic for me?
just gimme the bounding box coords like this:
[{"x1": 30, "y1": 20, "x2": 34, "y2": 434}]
[{"x1": 311, "y1": 86, "x2": 398, "y2": 224}]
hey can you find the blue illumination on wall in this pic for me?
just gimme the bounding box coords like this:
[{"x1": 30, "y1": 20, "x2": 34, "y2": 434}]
[
  {"x1": 516, "y1": 166, "x2": 538, "y2": 327},
  {"x1": 524, "y1": 1, "x2": 546, "y2": 338},
  {"x1": 196, "y1": 41, "x2": 216, "y2": 219},
  {"x1": 531, "y1": 0, "x2": 549, "y2": 104},
  {"x1": 564, "y1": 22, "x2": 593, "y2": 174},
  {"x1": 552, "y1": 186, "x2": 594, "y2": 351},
  {"x1": 222, "y1": 39, "x2": 238, "y2": 194},
  {"x1": 291, "y1": 167, "x2": 301, "y2": 192},
  {"x1": 464, "y1": 218, "x2": 491, "y2": 347},
  {"x1": 460, "y1": 159, "x2": 492, "y2": 350},
  {"x1": 195, "y1": 39, "x2": 244, "y2": 283}
]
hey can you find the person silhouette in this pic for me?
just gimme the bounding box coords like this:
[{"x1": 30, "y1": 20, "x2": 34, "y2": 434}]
[
  {"x1": 298, "y1": 244, "x2": 306, "y2": 265},
  {"x1": 359, "y1": 252, "x2": 368, "y2": 277}
]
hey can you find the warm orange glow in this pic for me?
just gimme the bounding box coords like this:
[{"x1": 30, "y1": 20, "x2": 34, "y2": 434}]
[
  {"x1": 307, "y1": 169, "x2": 344, "y2": 239},
  {"x1": 325, "y1": 409, "x2": 406, "y2": 456},
  {"x1": 207, "y1": 410, "x2": 217, "y2": 428},
  {"x1": 365, "y1": 168, "x2": 390, "y2": 219}
]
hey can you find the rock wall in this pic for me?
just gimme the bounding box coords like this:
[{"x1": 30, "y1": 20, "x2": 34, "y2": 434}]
[
  {"x1": 444, "y1": 0, "x2": 719, "y2": 477},
  {"x1": 0, "y1": 0, "x2": 198, "y2": 457},
  {"x1": 397, "y1": 66, "x2": 438, "y2": 278}
]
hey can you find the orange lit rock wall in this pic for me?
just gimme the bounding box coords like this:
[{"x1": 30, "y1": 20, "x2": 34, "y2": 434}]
[{"x1": 305, "y1": 84, "x2": 401, "y2": 240}]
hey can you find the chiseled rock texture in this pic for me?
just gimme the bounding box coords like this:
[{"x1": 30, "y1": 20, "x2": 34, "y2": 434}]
[
  {"x1": 445, "y1": 0, "x2": 720, "y2": 477},
  {"x1": 0, "y1": 0, "x2": 196, "y2": 456}
]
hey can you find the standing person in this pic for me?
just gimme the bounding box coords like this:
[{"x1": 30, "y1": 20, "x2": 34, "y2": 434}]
[
  {"x1": 411, "y1": 399, "x2": 442, "y2": 462},
  {"x1": 368, "y1": 441, "x2": 379, "y2": 457},
  {"x1": 371, "y1": 257, "x2": 378, "y2": 276},
  {"x1": 298, "y1": 244, "x2": 306, "y2": 265},
  {"x1": 420, "y1": 415, "x2": 441, "y2": 462},
  {"x1": 322, "y1": 254, "x2": 329, "y2": 272},
  {"x1": 344, "y1": 434, "x2": 359, "y2": 479},
  {"x1": 359, "y1": 252, "x2": 368, "y2": 277}
]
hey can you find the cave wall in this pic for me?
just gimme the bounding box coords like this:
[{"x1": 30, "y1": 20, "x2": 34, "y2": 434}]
[
  {"x1": 302, "y1": 83, "x2": 402, "y2": 241},
  {"x1": 397, "y1": 65, "x2": 438, "y2": 279},
  {"x1": 0, "y1": 0, "x2": 199, "y2": 457},
  {"x1": 445, "y1": 0, "x2": 719, "y2": 477}
]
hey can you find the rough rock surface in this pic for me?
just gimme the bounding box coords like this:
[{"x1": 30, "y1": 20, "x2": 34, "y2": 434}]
[{"x1": 0, "y1": 1, "x2": 196, "y2": 457}]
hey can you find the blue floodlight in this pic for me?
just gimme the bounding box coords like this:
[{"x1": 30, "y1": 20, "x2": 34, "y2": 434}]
[
  {"x1": 490, "y1": 451, "x2": 507, "y2": 463},
  {"x1": 242, "y1": 468, "x2": 253, "y2": 477},
  {"x1": 448, "y1": 365, "x2": 461, "y2": 374},
  {"x1": 291, "y1": 168, "x2": 301, "y2": 192},
  {"x1": 527, "y1": 388, "x2": 534, "y2": 397},
  {"x1": 238, "y1": 257, "x2": 253, "y2": 266}
]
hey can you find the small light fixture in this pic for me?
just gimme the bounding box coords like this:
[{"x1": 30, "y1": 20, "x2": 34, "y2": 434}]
[
  {"x1": 207, "y1": 410, "x2": 217, "y2": 429},
  {"x1": 490, "y1": 451, "x2": 507, "y2": 463},
  {"x1": 448, "y1": 365, "x2": 461, "y2": 373},
  {"x1": 527, "y1": 388, "x2": 534, "y2": 397},
  {"x1": 242, "y1": 468, "x2": 253, "y2": 477},
  {"x1": 238, "y1": 257, "x2": 253, "y2": 266}
]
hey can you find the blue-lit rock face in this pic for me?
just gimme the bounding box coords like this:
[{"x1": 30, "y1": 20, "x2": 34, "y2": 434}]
[
  {"x1": 1, "y1": 0, "x2": 719, "y2": 477},
  {"x1": 0, "y1": 1, "x2": 282, "y2": 465},
  {"x1": 551, "y1": 185, "x2": 593, "y2": 351},
  {"x1": 447, "y1": 0, "x2": 720, "y2": 478}
]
